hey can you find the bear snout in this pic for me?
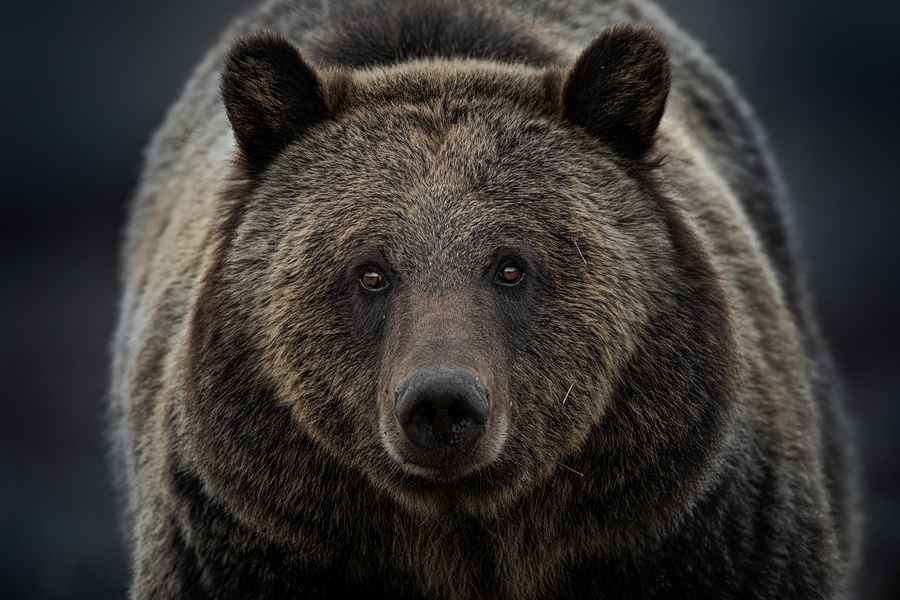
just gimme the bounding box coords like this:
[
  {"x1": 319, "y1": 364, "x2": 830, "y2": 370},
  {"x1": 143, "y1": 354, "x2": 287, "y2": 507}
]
[
  {"x1": 395, "y1": 367, "x2": 489, "y2": 450},
  {"x1": 391, "y1": 367, "x2": 490, "y2": 468}
]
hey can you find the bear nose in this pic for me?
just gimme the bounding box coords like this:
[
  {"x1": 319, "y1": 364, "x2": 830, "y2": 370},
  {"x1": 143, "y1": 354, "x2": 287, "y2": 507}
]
[{"x1": 395, "y1": 367, "x2": 488, "y2": 453}]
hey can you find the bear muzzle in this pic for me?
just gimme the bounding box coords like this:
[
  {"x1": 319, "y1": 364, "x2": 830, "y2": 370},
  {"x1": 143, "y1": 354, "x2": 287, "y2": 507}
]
[{"x1": 390, "y1": 367, "x2": 491, "y2": 472}]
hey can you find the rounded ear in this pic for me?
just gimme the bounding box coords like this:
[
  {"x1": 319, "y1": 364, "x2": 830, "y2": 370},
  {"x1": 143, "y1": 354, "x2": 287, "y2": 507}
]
[
  {"x1": 562, "y1": 25, "x2": 671, "y2": 158},
  {"x1": 221, "y1": 33, "x2": 330, "y2": 172}
]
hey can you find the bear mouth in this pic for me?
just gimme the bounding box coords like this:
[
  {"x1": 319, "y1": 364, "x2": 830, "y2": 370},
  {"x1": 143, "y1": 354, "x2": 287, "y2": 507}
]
[
  {"x1": 383, "y1": 427, "x2": 498, "y2": 482},
  {"x1": 397, "y1": 454, "x2": 488, "y2": 482},
  {"x1": 379, "y1": 404, "x2": 510, "y2": 484}
]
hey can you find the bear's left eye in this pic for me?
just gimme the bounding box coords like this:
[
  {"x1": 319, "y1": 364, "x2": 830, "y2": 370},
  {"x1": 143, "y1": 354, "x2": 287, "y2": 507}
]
[
  {"x1": 360, "y1": 268, "x2": 389, "y2": 292},
  {"x1": 497, "y1": 262, "x2": 525, "y2": 287}
]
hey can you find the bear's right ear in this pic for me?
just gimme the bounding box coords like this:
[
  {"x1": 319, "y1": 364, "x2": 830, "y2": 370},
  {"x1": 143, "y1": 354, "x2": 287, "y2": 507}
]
[{"x1": 222, "y1": 33, "x2": 330, "y2": 172}]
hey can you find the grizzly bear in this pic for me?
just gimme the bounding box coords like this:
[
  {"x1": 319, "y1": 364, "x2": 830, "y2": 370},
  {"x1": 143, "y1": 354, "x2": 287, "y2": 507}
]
[{"x1": 110, "y1": 0, "x2": 860, "y2": 598}]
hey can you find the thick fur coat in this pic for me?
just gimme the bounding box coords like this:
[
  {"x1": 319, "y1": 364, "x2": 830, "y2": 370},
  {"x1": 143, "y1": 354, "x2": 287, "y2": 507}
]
[{"x1": 111, "y1": 1, "x2": 860, "y2": 598}]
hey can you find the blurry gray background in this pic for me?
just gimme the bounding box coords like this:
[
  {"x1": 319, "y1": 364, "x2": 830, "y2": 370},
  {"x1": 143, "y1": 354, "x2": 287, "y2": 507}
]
[{"x1": 2, "y1": 1, "x2": 897, "y2": 597}]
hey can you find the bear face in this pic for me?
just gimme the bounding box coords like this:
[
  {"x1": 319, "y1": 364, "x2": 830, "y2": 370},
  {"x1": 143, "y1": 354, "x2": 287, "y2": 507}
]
[{"x1": 186, "y1": 28, "x2": 737, "y2": 526}]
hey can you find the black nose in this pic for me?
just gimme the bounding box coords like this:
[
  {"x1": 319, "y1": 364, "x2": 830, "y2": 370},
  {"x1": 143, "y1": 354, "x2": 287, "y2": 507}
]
[{"x1": 395, "y1": 367, "x2": 488, "y2": 452}]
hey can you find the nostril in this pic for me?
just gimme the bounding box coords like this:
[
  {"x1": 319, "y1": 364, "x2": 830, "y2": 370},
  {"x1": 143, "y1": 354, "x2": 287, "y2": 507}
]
[
  {"x1": 404, "y1": 397, "x2": 484, "y2": 437},
  {"x1": 399, "y1": 394, "x2": 487, "y2": 426}
]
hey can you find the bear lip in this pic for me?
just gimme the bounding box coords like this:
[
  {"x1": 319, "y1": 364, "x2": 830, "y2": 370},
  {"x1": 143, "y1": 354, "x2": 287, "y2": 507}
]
[
  {"x1": 380, "y1": 409, "x2": 508, "y2": 484},
  {"x1": 396, "y1": 455, "x2": 489, "y2": 482},
  {"x1": 390, "y1": 426, "x2": 494, "y2": 473}
]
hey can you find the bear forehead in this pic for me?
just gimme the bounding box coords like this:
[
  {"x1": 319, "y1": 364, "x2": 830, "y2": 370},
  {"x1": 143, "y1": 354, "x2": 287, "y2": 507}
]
[
  {"x1": 268, "y1": 65, "x2": 619, "y2": 216},
  {"x1": 254, "y1": 60, "x2": 634, "y2": 265},
  {"x1": 337, "y1": 59, "x2": 560, "y2": 114},
  {"x1": 268, "y1": 108, "x2": 598, "y2": 262}
]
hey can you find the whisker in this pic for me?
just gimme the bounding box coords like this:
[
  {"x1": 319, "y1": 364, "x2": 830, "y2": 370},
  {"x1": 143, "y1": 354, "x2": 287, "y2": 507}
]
[
  {"x1": 558, "y1": 463, "x2": 585, "y2": 477},
  {"x1": 562, "y1": 382, "x2": 575, "y2": 405},
  {"x1": 573, "y1": 240, "x2": 587, "y2": 266}
]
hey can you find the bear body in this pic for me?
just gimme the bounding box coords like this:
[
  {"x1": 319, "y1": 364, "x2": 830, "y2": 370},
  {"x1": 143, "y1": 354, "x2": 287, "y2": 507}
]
[{"x1": 111, "y1": 1, "x2": 859, "y2": 598}]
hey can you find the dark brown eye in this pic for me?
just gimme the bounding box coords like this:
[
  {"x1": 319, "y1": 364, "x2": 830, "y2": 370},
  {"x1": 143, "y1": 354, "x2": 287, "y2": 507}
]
[
  {"x1": 360, "y1": 269, "x2": 388, "y2": 292},
  {"x1": 497, "y1": 263, "x2": 525, "y2": 286}
]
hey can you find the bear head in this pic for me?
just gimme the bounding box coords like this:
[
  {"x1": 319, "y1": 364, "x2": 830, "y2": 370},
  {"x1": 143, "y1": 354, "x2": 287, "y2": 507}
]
[{"x1": 185, "y1": 26, "x2": 737, "y2": 531}]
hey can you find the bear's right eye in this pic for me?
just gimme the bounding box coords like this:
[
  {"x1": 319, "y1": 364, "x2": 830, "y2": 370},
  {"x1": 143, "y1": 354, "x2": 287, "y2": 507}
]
[{"x1": 360, "y1": 268, "x2": 389, "y2": 292}]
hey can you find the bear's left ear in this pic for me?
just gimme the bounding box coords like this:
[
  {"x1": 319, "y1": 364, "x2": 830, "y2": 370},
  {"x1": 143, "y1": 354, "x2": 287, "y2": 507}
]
[
  {"x1": 222, "y1": 33, "x2": 331, "y2": 173},
  {"x1": 562, "y1": 25, "x2": 671, "y2": 158}
]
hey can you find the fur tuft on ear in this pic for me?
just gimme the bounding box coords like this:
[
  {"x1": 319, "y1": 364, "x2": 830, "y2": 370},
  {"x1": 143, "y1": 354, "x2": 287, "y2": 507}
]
[
  {"x1": 563, "y1": 25, "x2": 671, "y2": 158},
  {"x1": 221, "y1": 33, "x2": 330, "y2": 172}
]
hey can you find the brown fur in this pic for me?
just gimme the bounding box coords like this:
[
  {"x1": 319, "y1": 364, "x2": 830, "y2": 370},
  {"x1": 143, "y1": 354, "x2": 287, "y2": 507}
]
[{"x1": 111, "y1": 1, "x2": 859, "y2": 598}]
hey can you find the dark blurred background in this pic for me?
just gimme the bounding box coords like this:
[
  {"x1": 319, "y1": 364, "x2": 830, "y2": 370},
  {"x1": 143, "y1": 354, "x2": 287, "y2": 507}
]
[{"x1": 2, "y1": 1, "x2": 897, "y2": 597}]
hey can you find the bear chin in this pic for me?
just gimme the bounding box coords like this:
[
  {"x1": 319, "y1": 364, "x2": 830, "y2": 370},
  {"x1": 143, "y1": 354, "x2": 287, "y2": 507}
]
[{"x1": 369, "y1": 456, "x2": 544, "y2": 519}]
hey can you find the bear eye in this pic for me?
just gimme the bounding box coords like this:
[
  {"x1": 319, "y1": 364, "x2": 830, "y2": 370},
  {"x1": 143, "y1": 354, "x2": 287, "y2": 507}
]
[
  {"x1": 497, "y1": 262, "x2": 525, "y2": 287},
  {"x1": 360, "y1": 268, "x2": 389, "y2": 292}
]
